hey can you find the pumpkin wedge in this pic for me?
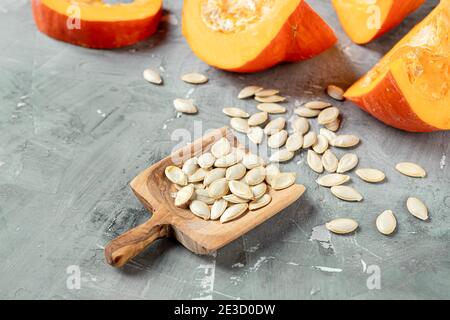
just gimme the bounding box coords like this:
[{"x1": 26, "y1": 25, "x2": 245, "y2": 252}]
[
  {"x1": 345, "y1": 0, "x2": 450, "y2": 132},
  {"x1": 32, "y1": 0, "x2": 163, "y2": 49},
  {"x1": 182, "y1": 0, "x2": 337, "y2": 72},
  {"x1": 332, "y1": 0, "x2": 425, "y2": 44}
]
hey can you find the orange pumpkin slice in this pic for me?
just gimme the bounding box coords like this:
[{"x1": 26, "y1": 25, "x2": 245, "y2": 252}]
[
  {"x1": 182, "y1": 0, "x2": 337, "y2": 72},
  {"x1": 332, "y1": 0, "x2": 425, "y2": 44},
  {"x1": 345, "y1": 0, "x2": 450, "y2": 132},
  {"x1": 32, "y1": 0, "x2": 163, "y2": 49}
]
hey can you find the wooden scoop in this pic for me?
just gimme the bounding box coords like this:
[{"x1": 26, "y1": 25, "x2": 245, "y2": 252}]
[{"x1": 105, "y1": 127, "x2": 306, "y2": 267}]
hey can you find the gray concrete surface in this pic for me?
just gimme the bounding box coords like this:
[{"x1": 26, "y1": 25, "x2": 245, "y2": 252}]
[{"x1": 0, "y1": 0, "x2": 449, "y2": 300}]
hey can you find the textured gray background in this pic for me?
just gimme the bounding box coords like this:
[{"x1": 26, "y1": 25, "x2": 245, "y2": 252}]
[{"x1": 0, "y1": 0, "x2": 449, "y2": 300}]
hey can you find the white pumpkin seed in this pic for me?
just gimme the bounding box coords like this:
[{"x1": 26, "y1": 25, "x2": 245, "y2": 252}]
[
  {"x1": 325, "y1": 118, "x2": 340, "y2": 132},
  {"x1": 312, "y1": 134, "x2": 329, "y2": 154},
  {"x1": 188, "y1": 168, "x2": 209, "y2": 183},
  {"x1": 220, "y1": 203, "x2": 249, "y2": 223},
  {"x1": 331, "y1": 135, "x2": 360, "y2": 148},
  {"x1": 268, "y1": 130, "x2": 288, "y2": 149},
  {"x1": 194, "y1": 189, "x2": 215, "y2": 205},
  {"x1": 356, "y1": 168, "x2": 385, "y2": 183},
  {"x1": 326, "y1": 218, "x2": 358, "y2": 234},
  {"x1": 316, "y1": 174, "x2": 350, "y2": 187},
  {"x1": 242, "y1": 153, "x2": 265, "y2": 169},
  {"x1": 255, "y1": 89, "x2": 280, "y2": 97},
  {"x1": 327, "y1": 85, "x2": 345, "y2": 101},
  {"x1": 203, "y1": 168, "x2": 226, "y2": 186},
  {"x1": 193, "y1": 183, "x2": 206, "y2": 190},
  {"x1": 304, "y1": 101, "x2": 331, "y2": 110},
  {"x1": 249, "y1": 194, "x2": 272, "y2": 210},
  {"x1": 214, "y1": 150, "x2": 243, "y2": 168},
  {"x1": 294, "y1": 107, "x2": 320, "y2": 118},
  {"x1": 292, "y1": 117, "x2": 310, "y2": 134},
  {"x1": 247, "y1": 126, "x2": 264, "y2": 144},
  {"x1": 197, "y1": 152, "x2": 215, "y2": 169},
  {"x1": 181, "y1": 73, "x2": 208, "y2": 84},
  {"x1": 210, "y1": 199, "x2": 228, "y2": 220},
  {"x1": 270, "y1": 149, "x2": 294, "y2": 163},
  {"x1": 223, "y1": 194, "x2": 249, "y2": 204},
  {"x1": 251, "y1": 183, "x2": 267, "y2": 199},
  {"x1": 248, "y1": 112, "x2": 268, "y2": 126},
  {"x1": 174, "y1": 184, "x2": 195, "y2": 207},
  {"x1": 406, "y1": 197, "x2": 428, "y2": 220},
  {"x1": 318, "y1": 107, "x2": 340, "y2": 125},
  {"x1": 208, "y1": 178, "x2": 229, "y2": 199},
  {"x1": 330, "y1": 186, "x2": 363, "y2": 202},
  {"x1": 322, "y1": 150, "x2": 339, "y2": 173},
  {"x1": 143, "y1": 68, "x2": 162, "y2": 85},
  {"x1": 376, "y1": 210, "x2": 397, "y2": 235},
  {"x1": 182, "y1": 157, "x2": 198, "y2": 175},
  {"x1": 255, "y1": 95, "x2": 286, "y2": 103},
  {"x1": 336, "y1": 153, "x2": 359, "y2": 173},
  {"x1": 257, "y1": 103, "x2": 286, "y2": 114},
  {"x1": 229, "y1": 180, "x2": 254, "y2": 200},
  {"x1": 271, "y1": 172, "x2": 296, "y2": 190},
  {"x1": 320, "y1": 128, "x2": 337, "y2": 143},
  {"x1": 211, "y1": 138, "x2": 231, "y2": 158},
  {"x1": 189, "y1": 200, "x2": 210, "y2": 220},
  {"x1": 244, "y1": 166, "x2": 266, "y2": 186},
  {"x1": 286, "y1": 132, "x2": 304, "y2": 152},
  {"x1": 173, "y1": 98, "x2": 198, "y2": 114},
  {"x1": 307, "y1": 150, "x2": 323, "y2": 173},
  {"x1": 264, "y1": 117, "x2": 286, "y2": 135},
  {"x1": 238, "y1": 86, "x2": 263, "y2": 99},
  {"x1": 395, "y1": 162, "x2": 426, "y2": 178},
  {"x1": 165, "y1": 166, "x2": 187, "y2": 186},
  {"x1": 222, "y1": 107, "x2": 249, "y2": 118},
  {"x1": 226, "y1": 163, "x2": 247, "y2": 180},
  {"x1": 303, "y1": 131, "x2": 318, "y2": 149},
  {"x1": 230, "y1": 117, "x2": 249, "y2": 133},
  {"x1": 265, "y1": 164, "x2": 280, "y2": 185}
]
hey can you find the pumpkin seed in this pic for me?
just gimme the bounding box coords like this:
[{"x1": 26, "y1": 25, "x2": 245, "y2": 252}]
[
  {"x1": 202, "y1": 168, "x2": 225, "y2": 186},
  {"x1": 251, "y1": 183, "x2": 267, "y2": 199},
  {"x1": 248, "y1": 111, "x2": 268, "y2": 126},
  {"x1": 327, "y1": 85, "x2": 345, "y2": 101},
  {"x1": 189, "y1": 200, "x2": 210, "y2": 220},
  {"x1": 264, "y1": 117, "x2": 286, "y2": 135},
  {"x1": 238, "y1": 86, "x2": 263, "y2": 99},
  {"x1": 173, "y1": 98, "x2": 198, "y2": 114},
  {"x1": 395, "y1": 162, "x2": 426, "y2": 178},
  {"x1": 247, "y1": 126, "x2": 264, "y2": 144},
  {"x1": 271, "y1": 172, "x2": 296, "y2": 190},
  {"x1": 286, "y1": 132, "x2": 304, "y2": 152},
  {"x1": 307, "y1": 150, "x2": 323, "y2": 173},
  {"x1": 268, "y1": 130, "x2": 288, "y2": 149},
  {"x1": 244, "y1": 166, "x2": 266, "y2": 186},
  {"x1": 376, "y1": 210, "x2": 397, "y2": 235},
  {"x1": 257, "y1": 103, "x2": 286, "y2": 114},
  {"x1": 255, "y1": 89, "x2": 280, "y2": 97},
  {"x1": 165, "y1": 166, "x2": 187, "y2": 186},
  {"x1": 255, "y1": 95, "x2": 286, "y2": 103},
  {"x1": 356, "y1": 168, "x2": 385, "y2": 183},
  {"x1": 292, "y1": 117, "x2": 310, "y2": 134},
  {"x1": 294, "y1": 107, "x2": 320, "y2": 118},
  {"x1": 331, "y1": 135, "x2": 360, "y2": 148},
  {"x1": 194, "y1": 183, "x2": 206, "y2": 190},
  {"x1": 406, "y1": 197, "x2": 428, "y2": 220},
  {"x1": 182, "y1": 157, "x2": 198, "y2": 175},
  {"x1": 322, "y1": 150, "x2": 339, "y2": 173},
  {"x1": 194, "y1": 189, "x2": 215, "y2": 204},
  {"x1": 330, "y1": 186, "x2": 363, "y2": 202},
  {"x1": 303, "y1": 131, "x2": 317, "y2": 149},
  {"x1": 230, "y1": 117, "x2": 250, "y2": 133},
  {"x1": 320, "y1": 128, "x2": 337, "y2": 143},
  {"x1": 249, "y1": 194, "x2": 272, "y2": 210},
  {"x1": 222, "y1": 107, "x2": 249, "y2": 118},
  {"x1": 214, "y1": 150, "x2": 243, "y2": 168},
  {"x1": 265, "y1": 163, "x2": 280, "y2": 185},
  {"x1": 188, "y1": 168, "x2": 209, "y2": 183},
  {"x1": 242, "y1": 153, "x2": 265, "y2": 169},
  {"x1": 208, "y1": 178, "x2": 229, "y2": 199},
  {"x1": 210, "y1": 199, "x2": 228, "y2": 220},
  {"x1": 312, "y1": 134, "x2": 329, "y2": 154},
  {"x1": 229, "y1": 180, "x2": 254, "y2": 200},
  {"x1": 270, "y1": 149, "x2": 294, "y2": 163},
  {"x1": 318, "y1": 107, "x2": 340, "y2": 125},
  {"x1": 316, "y1": 174, "x2": 350, "y2": 187},
  {"x1": 220, "y1": 203, "x2": 249, "y2": 223},
  {"x1": 305, "y1": 101, "x2": 331, "y2": 110},
  {"x1": 174, "y1": 184, "x2": 195, "y2": 207},
  {"x1": 197, "y1": 152, "x2": 215, "y2": 169},
  {"x1": 326, "y1": 218, "x2": 358, "y2": 234},
  {"x1": 223, "y1": 194, "x2": 249, "y2": 204},
  {"x1": 325, "y1": 118, "x2": 340, "y2": 132},
  {"x1": 143, "y1": 68, "x2": 162, "y2": 85},
  {"x1": 211, "y1": 137, "x2": 231, "y2": 158},
  {"x1": 336, "y1": 153, "x2": 359, "y2": 173},
  {"x1": 181, "y1": 73, "x2": 208, "y2": 84},
  {"x1": 225, "y1": 163, "x2": 247, "y2": 180}
]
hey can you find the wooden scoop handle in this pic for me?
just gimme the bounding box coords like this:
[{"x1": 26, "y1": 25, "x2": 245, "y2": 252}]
[{"x1": 104, "y1": 216, "x2": 169, "y2": 268}]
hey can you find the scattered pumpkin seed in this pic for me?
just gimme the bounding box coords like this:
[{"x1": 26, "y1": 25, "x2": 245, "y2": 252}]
[
  {"x1": 330, "y1": 186, "x2": 363, "y2": 202},
  {"x1": 143, "y1": 68, "x2": 162, "y2": 85},
  {"x1": 304, "y1": 101, "x2": 331, "y2": 110},
  {"x1": 225, "y1": 163, "x2": 247, "y2": 180},
  {"x1": 214, "y1": 150, "x2": 243, "y2": 168},
  {"x1": 265, "y1": 163, "x2": 280, "y2": 185},
  {"x1": 320, "y1": 128, "x2": 337, "y2": 143},
  {"x1": 251, "y1": 183, "x2": 267, "y2": 199},
  {"x1": 270, "y1": 172, "x2": 296, "y2": 190},
  {"x1": 189, "y1": 200, "x2": 211, "y2": 220},
  {"x1": 292, "y1": 117, "x2": 310, "y2": 134},
  {"x1": 318, "y1": 107, "x2": 340, "y2": 125},
  {"x1": 264, "y1": 117, "x2": 286, "y2": 135},
  {"x1": 327, "y1": 85, "x2": 345, "y2": 101},
  {"x1": 257, "y1": 103, "x2": 286, "y2": 114},
  {"x1": 325, "y1": 117, "x2": 341, "y2": 131},
  {"x1": 182, "y1": 157, "x2": 199, "y2": 175},
  {"x1": 173, "y1": 98, "x2": 198, "y2": 114},
  {"x1": 204, "y1": 168, "x2": 226, "y2": 186},
  {"x1": 223, "y1": 194, "x2": 249, "y2": 204},
  {"x1": 165, "y1": 166, "x2": 187, "y2": 186},
  {"x1": 197, "y1": 152, "x2": 215, "y2": 169},
  {"x1": 326, "y1": 218, "x2": 358, "y2": 234},
  {"x1": 376, "y1": 210, "x2": 397, "y2": 235},
  {"x1": 247, "y1": 126, "x2": 264, "y2": 144},
  {"x1": 220, "y1": 203, "x2": 249, "y2": 223},
  {"x1": 255, "y1": 95, "x2": 286, "y2": 103},
  {"x1": 270, "y1": 149, "x2": 294, "y2": 162},
  {"x1": 238, "y1": 86, "x2": 263, "y2": 99},
  {"x1": 331, "y1": 135, "x2": 360, "y2": 148},
  {"x1": 255, "y1": 89, "x2": 280, "y2": 97},
  {"x1": 286, "y1": 132, "x2": 304, "y2": 152},
  {"x1": 208, "y1": 178, "x2": 229, "y2": 199},
  {"x1": 174, "y1": 184, "x2": 195, "y2": 207},
  {"x1": 322, "y1": 150, "x2": 339, "y2": 173},
  {"x1": 268, "y1": 130, "x2": 288, "y2": 149},
  {"x1": 222, "y1": 107, "x2": 249, "y2": 118},
  {"x1": 211, "y1": 137, "x2": 231, "y2": 158},
  {"x1": 307, "y1": 150, "x2": 324, "y2": 173},
  {"x1": 395, "y1": 162, "x2": 426, "y2": 178},
  {"x1": 249, "y1": 194, "x2": 272, "y2": 210},
  {"x1": 316, "y1": 174, "x2": 350, "y2": 187},
  {"x1": 356, "y1": 168, "x2": 385, "y2": 183},
  {"x1": 230, "y1": 117, "x2": 250, "y2": 133},
  {"x1": 229, "y1": 180, "x2": 254, "y2": 200},
  {"x1": 181, "y1": 73, "x2": 208, "y2": 84},
  {"x1": 242, "y1": 153, "x2": 265, "y2": 169},
  {"x1": 337, "y1": 153, "x2": 359, "y2": 173},
  {"x1": 312, "y1": 134, "x2": 329, "y2": 154},
  {"x1": 248, "y1": 111, "x2": 268, "y2": 126},
  {"x1": 294, "y1": 107, "x2": 320, "y2": 118},
  {"x1": 194, "y1": 189, "x2": 215, "y2": 205},
  {"x1": 303, "y1": 131, "x2": 317, "y2": 149},
  {"x1": 245, "y1": 166, "x2": 266, "y2": 186},
  {"x1": 210, "y1": 199, "x2": 228, "y2": 220},
  {"x1": 188, "y1": 168, "x2": 209, "y2": 183},
  {"x1": 406, "y1": 197, "x2": 429, "y2": 220}
]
